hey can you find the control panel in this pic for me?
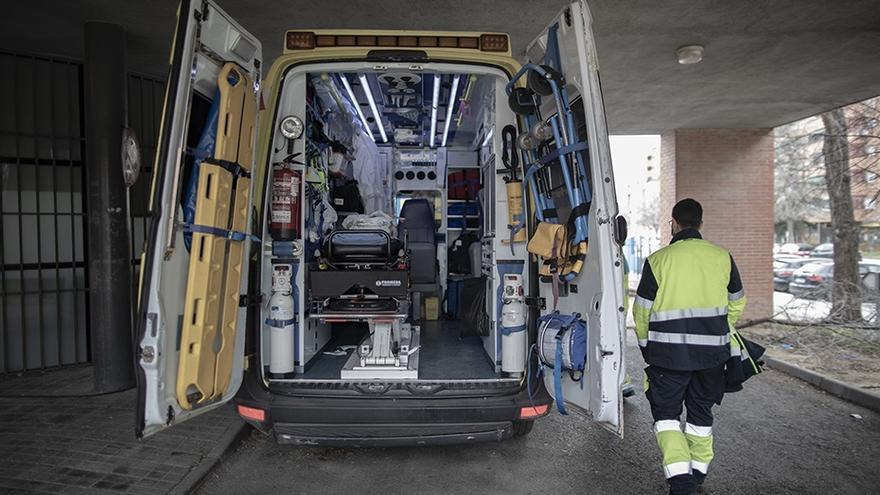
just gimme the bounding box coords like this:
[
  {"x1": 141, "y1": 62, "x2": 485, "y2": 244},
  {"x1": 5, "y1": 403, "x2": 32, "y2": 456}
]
[{"x1": 394, "y1": 148, "x2": 445, "y2": 191}]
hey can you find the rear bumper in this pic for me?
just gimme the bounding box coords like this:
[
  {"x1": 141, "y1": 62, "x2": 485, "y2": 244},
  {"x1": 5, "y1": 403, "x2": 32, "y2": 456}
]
[
  {"x1": 274, "y1": 422, "x2": 513, "y2": 447},
  {"x1": 235, "y1": 356, "x2": 551, "y2": 445}
]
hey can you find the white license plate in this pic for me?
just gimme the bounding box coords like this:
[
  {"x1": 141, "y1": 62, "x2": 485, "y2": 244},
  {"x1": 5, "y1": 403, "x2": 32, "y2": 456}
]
[{"x1": 794, "y1": 277, "x2": 806, "y2": 283}]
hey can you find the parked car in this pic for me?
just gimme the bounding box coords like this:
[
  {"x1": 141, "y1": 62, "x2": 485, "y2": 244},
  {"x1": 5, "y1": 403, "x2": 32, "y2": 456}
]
[
  {"x1": 774, "y1": 258, "x2": 819, "y2": 292},
  {"x1": 777, "y1": 243, "x2": 815, "y2": 257},
  {"x1": 774, "y1": 255, "x2": 804, "y2": 269},
  {"x1": 811, "y1": 243, "x2": 834, "y2": 258},
  {"x1": 789, "y1": 260, "x2": 880, "y2": 299}
]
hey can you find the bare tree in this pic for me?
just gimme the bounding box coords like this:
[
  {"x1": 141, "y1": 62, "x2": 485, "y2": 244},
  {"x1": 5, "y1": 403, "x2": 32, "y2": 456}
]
[{"x1": 821, "y1": 107, "x2": 862, "y2": 322}]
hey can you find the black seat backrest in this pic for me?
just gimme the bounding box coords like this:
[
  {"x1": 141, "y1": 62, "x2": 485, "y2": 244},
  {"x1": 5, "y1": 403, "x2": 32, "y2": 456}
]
[
  {"x1": 397, "y1": 199, "x2": 435, "y2": 243},
  {"x1": 397, "y1": 199, "x2": 437, "y2": 285}
]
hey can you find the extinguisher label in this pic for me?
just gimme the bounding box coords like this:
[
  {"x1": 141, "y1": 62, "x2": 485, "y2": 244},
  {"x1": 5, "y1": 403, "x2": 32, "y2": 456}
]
[{"x1": 272, "y1": 210, "x2": 291, "y2": 223}]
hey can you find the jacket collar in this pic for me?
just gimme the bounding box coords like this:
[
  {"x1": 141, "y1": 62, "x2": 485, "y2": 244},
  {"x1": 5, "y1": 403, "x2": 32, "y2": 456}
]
[{"x1": 671, "y1": 228, "x2": 702, "y2": 244}]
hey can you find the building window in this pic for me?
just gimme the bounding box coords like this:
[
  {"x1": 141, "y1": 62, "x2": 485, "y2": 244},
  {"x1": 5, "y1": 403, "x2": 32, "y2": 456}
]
[
  {"x1": 867, "y1": 170, "x2": 878, "y2": 183},
  {"x1": 864, "y1": 196, "x2": 877, "y2": 209}
]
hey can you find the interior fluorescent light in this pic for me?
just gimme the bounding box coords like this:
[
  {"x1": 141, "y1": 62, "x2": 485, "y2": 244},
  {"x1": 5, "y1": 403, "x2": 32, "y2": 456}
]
[
  {"x1": 358, "y1": 74, "x2": 388, "y2": 143},
  {"x1": 340, "y1": 75, "x2": 372, "y2": 140},
  {"x1": 441, "y1": 75, "x2": 460, "y2": 147},
  {"x1": 429, "y1": 74, "x2": 441, "y2": 147},
  {"x1": 481, "y1": 126, "x2": 494, "y2": 147}
]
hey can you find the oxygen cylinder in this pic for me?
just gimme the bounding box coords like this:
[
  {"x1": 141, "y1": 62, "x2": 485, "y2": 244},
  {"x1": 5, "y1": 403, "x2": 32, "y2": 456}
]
[
  {"x1": 501, "y1": 274, "x2": 527, "y2": 374},
  {"x1": 270, "y1": 164, "x2": 301, "y2": 240},
  {"x1": 269, "y1": 263, "x2": 295, "y2": 376},
  {"x1": 506, "y1": 181, "x2": 527, "y2": 242}
]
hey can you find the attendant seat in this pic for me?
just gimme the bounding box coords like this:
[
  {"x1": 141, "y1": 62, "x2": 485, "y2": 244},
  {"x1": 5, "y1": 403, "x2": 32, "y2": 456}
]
[{"x1": 397, "y1": 199, "x2": 439, "y2": 320}]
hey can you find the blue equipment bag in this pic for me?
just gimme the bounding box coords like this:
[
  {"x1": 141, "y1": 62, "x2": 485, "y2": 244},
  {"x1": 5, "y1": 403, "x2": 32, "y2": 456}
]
[{"x1": 537, "y1": 311, "x2": 587, "y2": 414}]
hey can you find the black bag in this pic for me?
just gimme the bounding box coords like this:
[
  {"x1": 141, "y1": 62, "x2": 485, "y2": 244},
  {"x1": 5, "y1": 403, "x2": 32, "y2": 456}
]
[
  {"x1": 448, "y1": 231, "x2": 480, "y2": 275},
  {"x1": 330, "y1": 179, "x2": 364, "y2": 214},
  {"x1": 459, "y1": 276, "x2": 490, "y2": 337}
]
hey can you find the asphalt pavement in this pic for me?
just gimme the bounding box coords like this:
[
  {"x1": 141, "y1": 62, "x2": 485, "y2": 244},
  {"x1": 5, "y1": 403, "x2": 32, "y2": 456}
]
[{"x1": 197, "y1": 337, "x2": 880, "y2": 495}]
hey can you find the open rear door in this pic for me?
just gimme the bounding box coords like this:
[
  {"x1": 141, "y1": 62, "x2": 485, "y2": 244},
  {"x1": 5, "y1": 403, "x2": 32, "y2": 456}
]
[
  {"x1": 135, "y1": 0, "x2": 261, "y2": 438},
  {"x1": 526, "y1": 1, "x2": 625, "y2": 436}
]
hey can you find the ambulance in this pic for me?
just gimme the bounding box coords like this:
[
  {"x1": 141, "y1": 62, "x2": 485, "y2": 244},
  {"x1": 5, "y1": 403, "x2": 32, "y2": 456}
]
[{"x1": 135, "y1": 0, "x2": 628, "y2": 445}]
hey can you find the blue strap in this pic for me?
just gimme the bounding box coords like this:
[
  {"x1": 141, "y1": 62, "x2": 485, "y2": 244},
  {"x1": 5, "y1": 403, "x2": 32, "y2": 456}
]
[
  {"x1": 500, "y1": 324, "x2": 527, "y2": 336},
  {"x1": 182, "y1": 223, "x2": 261, "y2": 243},
  {"x1": 535, "y1": 141, "x2": 589, "y2": 167},
  {"x1": 554, "y1": 336, "x2": 567, "y2": 415},
  {"x1": 264, "y1": 317, "x2": 296, "y2": 328}
]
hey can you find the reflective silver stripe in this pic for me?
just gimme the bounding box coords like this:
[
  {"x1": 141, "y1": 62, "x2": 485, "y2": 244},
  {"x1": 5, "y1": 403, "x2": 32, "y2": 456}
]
[
  {"x1": 691, "y1": 461, "x2": 709, "y2": 474},
  {"x1": 685, "y1": 423, "x2": 712, "y2": 437},
  {"x1": 634, "y1": 295, "x2": 654, "y2": 309},
  {"x1": 730, "y1": 345, "x2": 742, "y2": 357},
  {"x1": 648, "y1": 331, "x2": 730, "y2": 346},
  {"x1": 638, "y1": 339, "x2": 648, "y2": 347},
  {"x1": 728, "y1": 289, "x2": 745, "y2": 301},
  {"x1": 664, "y1": 461, "x2": 692, "y2": 478},
  {"x1": 654, "y1": 420, "x2": 681, "y2": 433},
  {"x1": 649, "y1": 306, "x2": 728, "y2": 322}
]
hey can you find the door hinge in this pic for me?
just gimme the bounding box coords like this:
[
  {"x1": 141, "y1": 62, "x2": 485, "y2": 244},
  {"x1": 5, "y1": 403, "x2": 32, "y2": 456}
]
[
  {"x1": 525, "y1": 297, "x2": 546, "y2": 310},
  {"x1": 239, "y1": 293, "x2": 263, "y2": 307}
]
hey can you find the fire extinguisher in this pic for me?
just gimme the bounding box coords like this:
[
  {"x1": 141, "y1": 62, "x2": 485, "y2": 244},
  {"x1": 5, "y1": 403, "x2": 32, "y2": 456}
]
[{"x1": 270, "y1": 163, "x2": 301, "y2": 240}]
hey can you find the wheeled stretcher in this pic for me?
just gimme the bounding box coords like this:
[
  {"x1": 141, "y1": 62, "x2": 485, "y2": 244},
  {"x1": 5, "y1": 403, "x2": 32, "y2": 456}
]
[{"x1": 309, "y1": 229, "x2": 419, "y2": 379}]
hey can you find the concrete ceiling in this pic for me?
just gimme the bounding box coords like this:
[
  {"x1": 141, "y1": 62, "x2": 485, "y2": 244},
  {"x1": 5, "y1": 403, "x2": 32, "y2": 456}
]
[{"x1": 3, "y1": 0, "x2": 880, "y2": 133}]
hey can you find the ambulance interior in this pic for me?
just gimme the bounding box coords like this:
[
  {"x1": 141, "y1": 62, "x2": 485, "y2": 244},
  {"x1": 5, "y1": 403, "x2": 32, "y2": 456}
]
[{"x1": 260, "y1": 64, "x2": 533, "y2": 386}]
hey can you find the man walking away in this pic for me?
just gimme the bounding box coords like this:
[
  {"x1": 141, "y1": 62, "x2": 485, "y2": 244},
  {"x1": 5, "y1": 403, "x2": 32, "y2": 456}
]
[{"x1": 632, "y1": 198, "x2": 746, "y2": 495}]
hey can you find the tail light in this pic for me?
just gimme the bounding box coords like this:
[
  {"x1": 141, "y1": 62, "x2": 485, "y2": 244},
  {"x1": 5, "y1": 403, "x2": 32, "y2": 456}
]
[
  {"x1": 778, "y1": 270, "x2": 792, "y2": 277},
  {"x1": 237, "y1": 404, "x2": 266, "y2": 422},
  {"x1": 519, "y1": 404, "x2": 550, "y2": 419},
  {"x1": 807, "y1": 274, "x2": 824, "y2": 282}
]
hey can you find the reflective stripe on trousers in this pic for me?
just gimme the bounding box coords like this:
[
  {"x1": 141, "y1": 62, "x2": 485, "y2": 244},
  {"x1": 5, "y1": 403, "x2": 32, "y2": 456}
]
[{"x1": 685, "y1": 423, "x2": 714, "y2": 474}]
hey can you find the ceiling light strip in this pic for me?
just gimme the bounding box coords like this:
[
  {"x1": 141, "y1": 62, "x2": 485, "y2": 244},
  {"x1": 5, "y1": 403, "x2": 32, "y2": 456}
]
[
  {"x1": 441, "y1": 74, "x2": 461, "y2": 147},
  {"x1": 340, "y1": 75, "x2": 373, "y2": 140},
  {"x1": 358, "y1": 74, "x2": 388, "y2": 143}
]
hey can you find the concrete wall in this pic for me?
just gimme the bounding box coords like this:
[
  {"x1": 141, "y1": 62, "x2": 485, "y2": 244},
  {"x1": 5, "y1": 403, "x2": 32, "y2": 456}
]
[{"x1": 659, "y1": 129, "x2": 775, "y2": 321}]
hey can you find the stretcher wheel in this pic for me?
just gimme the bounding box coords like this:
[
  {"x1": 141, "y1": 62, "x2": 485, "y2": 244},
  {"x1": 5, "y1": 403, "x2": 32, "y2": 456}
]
[{"x1": 527, "y1": 65, "x2": 565, "y2": 97}]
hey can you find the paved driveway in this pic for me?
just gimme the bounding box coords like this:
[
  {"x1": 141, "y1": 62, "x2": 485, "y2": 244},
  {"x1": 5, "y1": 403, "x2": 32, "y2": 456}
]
[{"x1": 198, "y1": 340, "x2": 880, "y2": 494}]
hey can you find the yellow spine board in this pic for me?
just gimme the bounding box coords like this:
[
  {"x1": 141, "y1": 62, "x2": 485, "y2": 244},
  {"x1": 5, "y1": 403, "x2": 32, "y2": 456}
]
[
  {"x1": 177, "y1": 163, "x2": 232, "y2": 406},
  {"x1": 214, "y1": 66, "x2": 256, "y2": 397},
  {"x1": 177, "y1": 63, "x2": 255, "y2": 409}
]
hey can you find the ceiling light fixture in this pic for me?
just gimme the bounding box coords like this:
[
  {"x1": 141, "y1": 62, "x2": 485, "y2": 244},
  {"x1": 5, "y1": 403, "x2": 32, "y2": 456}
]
[
  {"x1": 429, "y1": 74, "x2": 441, "y2": 147},
  {"x1": 340, "y1": 75, "x2": 373, "y2": 140},
  {"x1": 358, "y1": 74, "x2": 388, "y2": 143},
  {"x1": 441, "y1": 74, "x2": 461, "y2": 148},
  {"x1": 676, "y1": 45, "x2": 704, "y2": 65}
]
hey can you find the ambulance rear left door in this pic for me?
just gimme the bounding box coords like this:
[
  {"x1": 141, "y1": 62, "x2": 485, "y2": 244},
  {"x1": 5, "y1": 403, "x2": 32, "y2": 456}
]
[{"x1": 135, "y1": 0, "x2": 261, "y2": 438}]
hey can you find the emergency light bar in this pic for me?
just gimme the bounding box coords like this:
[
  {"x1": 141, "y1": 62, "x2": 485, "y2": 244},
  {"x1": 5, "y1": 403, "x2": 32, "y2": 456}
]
[{"x1": 285, "y1": 31, "x2": 509, "y2": 54}]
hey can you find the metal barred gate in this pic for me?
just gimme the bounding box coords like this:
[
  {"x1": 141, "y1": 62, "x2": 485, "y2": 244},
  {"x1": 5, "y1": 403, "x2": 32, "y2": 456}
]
[{"x1": 0, "y1": 51, "x2": 162, "y2": 373}]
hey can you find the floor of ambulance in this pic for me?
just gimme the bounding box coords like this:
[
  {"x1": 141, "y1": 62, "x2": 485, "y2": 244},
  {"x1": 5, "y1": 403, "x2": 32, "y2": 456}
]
[{"x1": 300, "y1": 320, "x2": 499, "y2": 380}]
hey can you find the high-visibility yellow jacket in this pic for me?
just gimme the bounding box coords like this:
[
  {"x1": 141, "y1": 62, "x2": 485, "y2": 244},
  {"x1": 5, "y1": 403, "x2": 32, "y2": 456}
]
[{"x1": 632, "y1": 229, "x2": 746, "y2": 370}]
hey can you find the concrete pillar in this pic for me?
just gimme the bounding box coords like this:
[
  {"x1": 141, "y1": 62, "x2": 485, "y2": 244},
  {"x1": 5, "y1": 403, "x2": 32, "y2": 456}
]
[
  {"x1": 84, "y1": 22, "x2": 134, "y2": 392},
  {"x1": 659, "y1": 129, "x2": 774, "y2": 321}
]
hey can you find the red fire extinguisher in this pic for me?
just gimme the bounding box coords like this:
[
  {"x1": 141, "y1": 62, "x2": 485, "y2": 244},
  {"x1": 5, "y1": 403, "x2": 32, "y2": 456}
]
[{"x1": 270, "y1": 164, "x2": 301, "y2": 240}]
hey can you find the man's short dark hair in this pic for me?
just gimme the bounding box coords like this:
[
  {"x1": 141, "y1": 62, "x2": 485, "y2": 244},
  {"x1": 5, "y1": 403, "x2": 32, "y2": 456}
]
[{"x1": 672, "y1": 198, "x2": 703, "y2": 228}]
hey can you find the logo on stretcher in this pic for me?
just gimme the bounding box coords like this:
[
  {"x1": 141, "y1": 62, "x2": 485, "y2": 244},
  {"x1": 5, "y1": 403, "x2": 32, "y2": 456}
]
[{"x1": 376, "y1": 280, "x2": 403, "y2": 287}]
